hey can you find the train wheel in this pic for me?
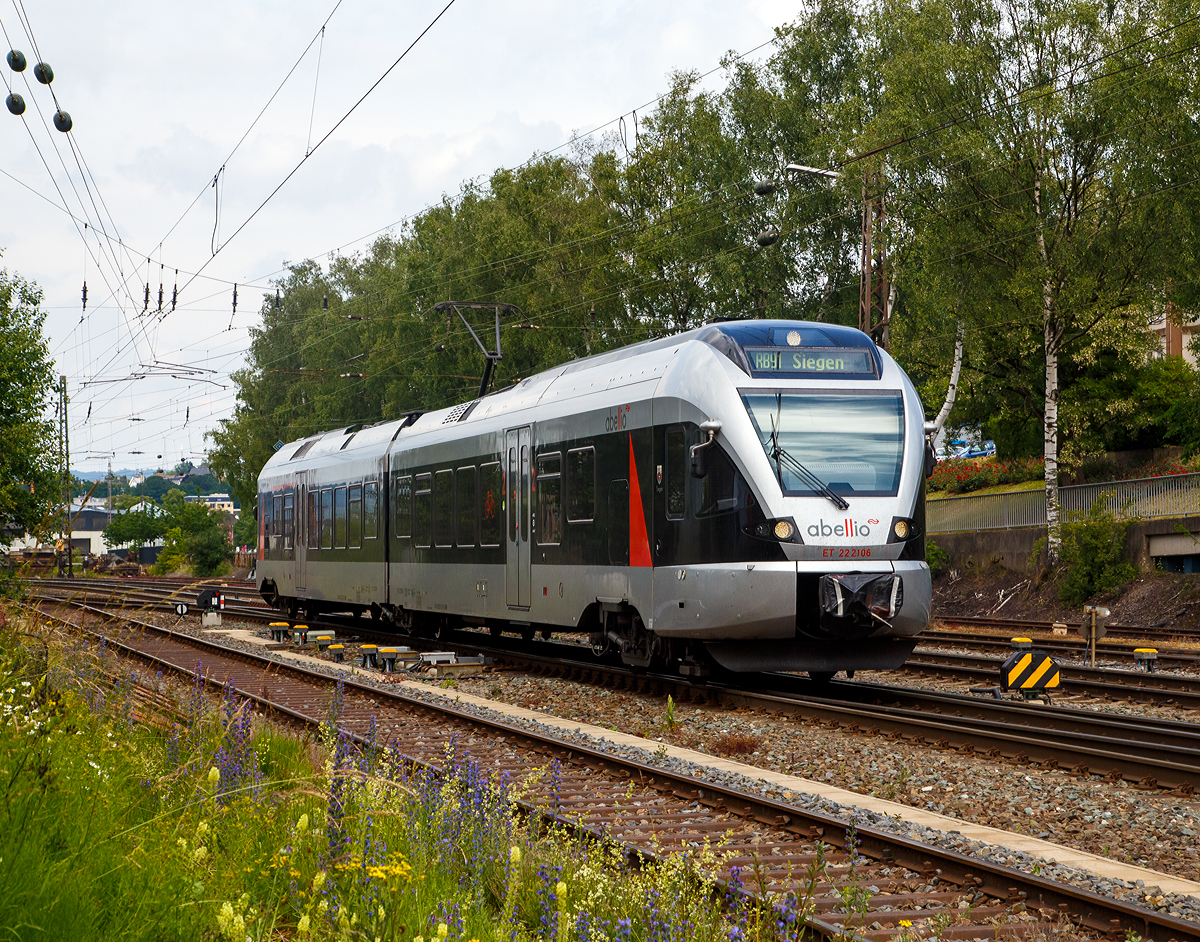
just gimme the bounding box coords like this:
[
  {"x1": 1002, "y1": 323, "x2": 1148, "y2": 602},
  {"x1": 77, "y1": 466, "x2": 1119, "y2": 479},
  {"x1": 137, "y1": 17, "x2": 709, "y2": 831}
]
[
  {"x1": 489, "y1": 624, "x2": 502, "y2": 637},
  {"x1": 520, "y1": 627, "x2": 535, "y2": 642},
  {"x1": 540, "y1": 629, "x2": 552, "y2": 640},
  {"x1": 808, "y1": 671, "x2": 835, "y2": 685}
]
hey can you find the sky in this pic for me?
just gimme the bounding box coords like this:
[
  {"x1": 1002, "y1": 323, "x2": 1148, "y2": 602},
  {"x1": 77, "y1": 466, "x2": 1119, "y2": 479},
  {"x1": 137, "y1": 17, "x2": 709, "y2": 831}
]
[{"x1": 0, "y1": 0, "x2": 800, "y2": 475}]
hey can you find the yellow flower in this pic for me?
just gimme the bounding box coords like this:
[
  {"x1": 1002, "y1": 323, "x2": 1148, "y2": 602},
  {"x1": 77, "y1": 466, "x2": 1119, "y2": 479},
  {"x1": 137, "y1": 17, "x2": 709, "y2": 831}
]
[
  {"x1": 313, "y1": 870, "x2": 327, "y2": 891},
  {"x1": 509, "y1": 846, "x2": 522, "y2": 865},
  {"x1": 193, "y1": 845, "x2": 208, "y2": 863},
  {"x1": 318, "y1": 899, "x2": 329, "y2": 914},
  {"x1": 297, "y1": 813, "x2": 309, "y2": 834},
  {"x1": 196, "y1": 820, "x2": 210, "y2": 837},
  {"x1": 207, "y1": 766, "x2": 220, "y2": 784},
  {"x1": 556, "y1": 881, "x2": 567, "y2": 897},
  {"x1": 298, "y1": 913, "x2": 310, "y2": 933},
  {"x1": 437, "y1": 924, "x2": 449, "y2": 939},
  {"x1": 899, "y1": 920, "x2": 913, "y2": 928}
]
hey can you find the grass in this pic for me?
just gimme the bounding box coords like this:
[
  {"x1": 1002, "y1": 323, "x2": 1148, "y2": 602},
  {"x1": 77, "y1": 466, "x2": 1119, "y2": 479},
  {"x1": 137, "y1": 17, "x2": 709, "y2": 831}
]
[
  {"x1": 0, "y1": 604, "x2": 826, "y2": 941},
  {"x1": 927, "y1": 479, "x2": 1045, "y2": 500}
]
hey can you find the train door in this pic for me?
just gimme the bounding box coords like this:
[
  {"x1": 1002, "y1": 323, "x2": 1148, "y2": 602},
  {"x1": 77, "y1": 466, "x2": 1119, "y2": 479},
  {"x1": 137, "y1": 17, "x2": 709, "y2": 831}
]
[
  {"x1": 295, "y1": 471, "x2": 307, "y2": 591},
  {"x1": 505, "y1": 426, "x2": 531, "y2": 608}
]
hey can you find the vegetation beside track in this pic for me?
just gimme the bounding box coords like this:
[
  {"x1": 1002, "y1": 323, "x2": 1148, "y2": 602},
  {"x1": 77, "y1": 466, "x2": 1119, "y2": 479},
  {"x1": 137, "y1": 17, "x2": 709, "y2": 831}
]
[{"x1": 0, "y1": 602, "x2": 817, "y2": 942}]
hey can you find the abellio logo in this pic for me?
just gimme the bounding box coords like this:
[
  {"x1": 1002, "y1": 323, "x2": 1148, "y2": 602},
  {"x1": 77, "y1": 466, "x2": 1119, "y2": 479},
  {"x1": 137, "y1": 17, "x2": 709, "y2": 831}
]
[{"x1": 807, "y1": 518, "x2": 878, "y2": 538}]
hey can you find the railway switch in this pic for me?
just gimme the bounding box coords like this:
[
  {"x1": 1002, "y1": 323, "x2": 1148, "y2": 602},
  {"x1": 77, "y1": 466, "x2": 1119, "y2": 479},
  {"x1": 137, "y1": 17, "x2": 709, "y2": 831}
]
[
  {"x1": 1134, "y1": 648, "x2": 1158, "y2": 672},
  {"x1": 1000, "y1": 648, "x2": 1061, "y2": 703},
  {"x1": 269, "y1": 622, "x2": 290, "y2": 642},
  {"x1": 329, "y1": 644, "x2": 345, "y2": 663},
  {"x1": 360, "y1": 644, "x2": 379, "y2": 669}
]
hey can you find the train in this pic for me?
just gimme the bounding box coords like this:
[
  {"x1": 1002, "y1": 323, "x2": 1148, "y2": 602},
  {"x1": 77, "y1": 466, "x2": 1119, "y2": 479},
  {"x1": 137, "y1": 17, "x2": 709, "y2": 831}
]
[{"x1": 255, "y1": 319, "x2": 933, "y2": 678}]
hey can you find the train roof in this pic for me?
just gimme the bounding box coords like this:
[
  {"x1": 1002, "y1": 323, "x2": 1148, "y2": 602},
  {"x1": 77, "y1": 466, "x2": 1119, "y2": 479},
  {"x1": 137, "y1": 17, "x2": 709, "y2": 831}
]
[{"x1": 261, "y1": 319, "x2": 881, "y2": 475}]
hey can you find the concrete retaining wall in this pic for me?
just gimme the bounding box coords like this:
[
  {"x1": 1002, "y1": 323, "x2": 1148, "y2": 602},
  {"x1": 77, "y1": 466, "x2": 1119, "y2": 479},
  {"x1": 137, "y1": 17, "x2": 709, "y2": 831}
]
[{"x1": 927, "y1": 514, "x2": 1200, "y2": 574}]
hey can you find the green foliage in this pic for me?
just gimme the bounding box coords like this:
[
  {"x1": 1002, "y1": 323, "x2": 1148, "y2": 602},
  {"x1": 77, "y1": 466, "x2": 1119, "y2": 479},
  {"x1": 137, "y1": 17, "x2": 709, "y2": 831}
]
[
  {"x1": 102, "y1": 506, "x2": 165, "y2": 552},
  {"x1": 1056, "y1": 496, "x2": 1138, "y2": 605},
  {"x1": 926, "y1": 539, "x2": 950, "y2": 573},
  {"x1": 106, "y1": 491, "x2": 231, "y2": 574},
  {"x1": 134, "y1": 475, "x2": 179, "y2": 503},
  {"x1": 0, "y1": 263, "x2": 59, "y2": 546}
]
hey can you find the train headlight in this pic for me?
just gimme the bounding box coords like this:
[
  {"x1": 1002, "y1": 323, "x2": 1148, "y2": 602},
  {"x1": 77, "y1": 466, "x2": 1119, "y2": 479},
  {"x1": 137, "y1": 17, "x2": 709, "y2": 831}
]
[
  {"x1": 774, "y1": 520, "x2": 794, "y2": 540},
  {"x1": 893, "y1": 520, "x2": 909, "y2": 540}
]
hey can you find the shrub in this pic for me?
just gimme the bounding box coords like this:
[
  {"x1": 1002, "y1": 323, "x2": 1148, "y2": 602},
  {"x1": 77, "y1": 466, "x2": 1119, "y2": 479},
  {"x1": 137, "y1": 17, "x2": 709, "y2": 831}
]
[
  {"x1": 1055, "y1": 495, "x2": 1137, "y2": 606},
  {"x1": 1132, "y1": 458, "x2": 1188, "y2": 479},
  {"x1": 926, "y1": 539, "x2": 950, "y2": 573},
  {"x1": 927, "y1": 456, "x2": 1042, "y2": 494}
]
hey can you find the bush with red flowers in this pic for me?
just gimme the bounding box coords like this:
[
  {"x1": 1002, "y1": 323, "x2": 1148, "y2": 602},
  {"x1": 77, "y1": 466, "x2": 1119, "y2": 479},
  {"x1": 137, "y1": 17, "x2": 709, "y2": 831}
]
[{"x1": 928, "y1": 456, "x2": 1043, "y2": 494}]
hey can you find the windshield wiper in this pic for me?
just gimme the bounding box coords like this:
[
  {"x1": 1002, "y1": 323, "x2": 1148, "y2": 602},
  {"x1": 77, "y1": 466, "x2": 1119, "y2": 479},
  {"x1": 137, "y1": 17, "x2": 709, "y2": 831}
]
[{"x1": 767, "y1": 428, "x2": 850, "y2": 511}]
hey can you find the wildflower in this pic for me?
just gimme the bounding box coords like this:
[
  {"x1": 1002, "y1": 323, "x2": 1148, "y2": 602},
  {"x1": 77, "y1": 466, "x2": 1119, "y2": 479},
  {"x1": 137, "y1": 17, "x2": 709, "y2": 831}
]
[
  {"x1": 318, "y1": 899, "x2": 328, "y2": 915},
  {"x1": 217, "y1": 901, "x2": 234, "y2": 931},
  {"x1": 509, "y1": 846, "x2": 522, "y2": 865},
  {"x1": 297, "y1": 813, "x2": 309, "y2": 834},
  {"x1": 196, "y1": 820, "x2": 209, "y2": 837},
  {"x1": 208, "y1": 766, "x2": 220, "y2": 784},
  {"x1": 177, "y1": 838, "x2": 188, "y2": 851},
  {"x1": 313, "y1": 870, "x2": 327, "y2": 890},
  {"x1": 193, "y1": 845, "x2": 208, "y2": 863},
  {"x1": 437, "y1": 924, "x2": 449, "y2": 939},
  {"x1": 298, "y1": 914, "x2": 310, "y2": 933},
  {"x1": 556, "y1": 880, "x2": 567, "y2": 898},
  {"x1": 899, "y1": 920, "x2": 913, "y2": 928}
]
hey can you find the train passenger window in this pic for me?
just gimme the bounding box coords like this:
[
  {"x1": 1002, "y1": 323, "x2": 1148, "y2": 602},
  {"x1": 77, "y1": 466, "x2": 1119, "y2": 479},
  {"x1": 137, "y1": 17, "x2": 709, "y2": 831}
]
[
  {"x1": 413, "y1": 474, "x2": 432, "y2": 547},
  {"x1": 697, "y1": 441, "x2": 738, "y2": 517},
  {"x1": 479, "y1": 462, "x2": 501, "y2": 546},
  {"x1": 456, "y1": 466, "x2": 476, "y2": 547},
  {"x1": 434, "y1": 470, "x2": 453, "y2": 547},
  {"x1": 262, "y1": 496, "x2": 273, "y2": 552},
  {"x1": 348, "y1": 484, "x2": 362, "y2": 549},
  {"x1": 363, "y1": 482, "x2": 378, "y2": 539},
  {"x1": 567, "y1": 447, "x2": 595, "y2": 522},
  {"x1": 283, "y1": 494, "x2": 294, "y2": 551},
  {"x1": 334, "y1": 486, "x2": 348, "y2": 548},
  {"x1": 272, "y1": 496, "x2": 282, "y2": 541},
  {"x1": 395, "y1": 475, "x2": 411, "y2": 538},
  {"x1": 307, "y1": 492, "x2": 318, "y2": 549},
  {"x1": 320, "y1": 489, "x2": 333, "y2": 549},
  {"x1": 536, "y1": 453, "x2": 562, "y2": 545},
  {"x1": 608, "y1": 479, "x2": 629, "y2": 565},
  {"x1": 665, "y1": 427, "x2": 685, "y2": 520}
]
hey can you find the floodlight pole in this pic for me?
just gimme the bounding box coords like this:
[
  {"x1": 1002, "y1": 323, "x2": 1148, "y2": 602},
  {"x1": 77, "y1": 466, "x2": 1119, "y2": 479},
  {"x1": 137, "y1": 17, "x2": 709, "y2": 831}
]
[{"x1": 432, "y1": 302, "x2": 523, "y2": 398}]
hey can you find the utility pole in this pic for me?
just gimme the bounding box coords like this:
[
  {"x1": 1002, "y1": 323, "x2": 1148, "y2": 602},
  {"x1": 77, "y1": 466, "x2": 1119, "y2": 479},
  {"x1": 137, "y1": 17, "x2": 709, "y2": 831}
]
[
  {"x1": 59, "y1": 375, "x2": 73, "y2": 578},
  {"x1": 782, "y1": 163, "x2": 890, "y2": 349},
  {"x1": 859, "y1": 170, "x2": 889, "y2": 348}
]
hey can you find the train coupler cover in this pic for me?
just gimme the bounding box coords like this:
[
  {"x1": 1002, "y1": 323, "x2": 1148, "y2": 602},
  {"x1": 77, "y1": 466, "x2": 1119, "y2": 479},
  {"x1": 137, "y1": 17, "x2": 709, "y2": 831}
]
[{"x1": 819, "y1": 572, "x2": 903, "y2": 624}]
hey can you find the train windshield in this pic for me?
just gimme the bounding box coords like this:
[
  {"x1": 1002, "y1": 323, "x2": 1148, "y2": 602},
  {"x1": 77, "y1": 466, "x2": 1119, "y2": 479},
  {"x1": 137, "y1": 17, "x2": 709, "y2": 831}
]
[{"x1": 741, "y1": 391, "x2": 905, "y2": 497}]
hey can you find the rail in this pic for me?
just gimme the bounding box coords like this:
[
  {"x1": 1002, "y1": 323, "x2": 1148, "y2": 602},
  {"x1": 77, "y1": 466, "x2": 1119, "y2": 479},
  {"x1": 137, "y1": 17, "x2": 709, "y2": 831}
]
[{"x1": 927, "y1": 472, "x2": 1200, "y2": 533}]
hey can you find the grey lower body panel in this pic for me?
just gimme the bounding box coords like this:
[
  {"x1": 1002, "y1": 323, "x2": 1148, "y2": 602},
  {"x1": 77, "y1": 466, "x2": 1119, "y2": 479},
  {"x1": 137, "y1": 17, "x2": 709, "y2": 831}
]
[{"x1": 704, "y1": 638, "x2": 918, "y2": 673}]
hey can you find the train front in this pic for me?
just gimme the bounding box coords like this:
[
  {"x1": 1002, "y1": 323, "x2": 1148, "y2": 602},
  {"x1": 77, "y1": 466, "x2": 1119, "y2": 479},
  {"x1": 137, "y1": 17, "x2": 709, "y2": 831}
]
[{"x1": 668, "y1": 320, "x2": 932, "y2": 677}]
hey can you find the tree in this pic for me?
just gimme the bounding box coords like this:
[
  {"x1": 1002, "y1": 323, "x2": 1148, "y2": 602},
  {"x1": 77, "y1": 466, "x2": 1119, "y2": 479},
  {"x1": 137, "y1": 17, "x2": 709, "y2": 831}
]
[
  {"x1": 102, "y1": 506, "x2": 164, "y2": 553},
  {"x1": 0, "y1": 262, "x2": 59, "y2": 547},
  {"x1": 877, "y1": 0, "x2": 1200, "y2": 559}
]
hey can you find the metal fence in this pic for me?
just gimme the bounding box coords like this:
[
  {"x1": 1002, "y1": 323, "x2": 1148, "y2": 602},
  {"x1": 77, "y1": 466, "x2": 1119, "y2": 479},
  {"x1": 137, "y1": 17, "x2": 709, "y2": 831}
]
[{"x1": 927, "y1": 472, "x2": 1200, "y2": 533}]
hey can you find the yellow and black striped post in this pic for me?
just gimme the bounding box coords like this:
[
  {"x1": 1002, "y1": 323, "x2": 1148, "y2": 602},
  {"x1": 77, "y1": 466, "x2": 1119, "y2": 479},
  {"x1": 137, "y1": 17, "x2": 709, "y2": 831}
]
[{"x1": 1000, "y1": 648, "x2": 1061, "y2": 698}]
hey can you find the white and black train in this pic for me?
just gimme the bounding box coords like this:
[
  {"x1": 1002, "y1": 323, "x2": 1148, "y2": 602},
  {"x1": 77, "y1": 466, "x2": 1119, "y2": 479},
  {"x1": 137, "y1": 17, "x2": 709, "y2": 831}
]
[{"x1": 256, "y1": 319, "x2": 934, "y2": 678}]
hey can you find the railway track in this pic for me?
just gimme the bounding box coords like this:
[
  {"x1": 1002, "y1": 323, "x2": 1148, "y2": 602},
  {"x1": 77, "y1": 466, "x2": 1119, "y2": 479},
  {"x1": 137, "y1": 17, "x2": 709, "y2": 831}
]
[
  {"x1": 905, "y1": 650, "x2": 1200, "y2": 708},
  {"x1": 25, "y1": 594, "x2": 1200, "y2": 941},
  {"x1": 936, "y1": 616, "x2": 1200, "y2": 646},
  {"x1": 27, "y1": 578, "x2": 1200, "y2": 794},
  {"x1": 922, "y1": 630, "x2": 1200, "y2": 671}
]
